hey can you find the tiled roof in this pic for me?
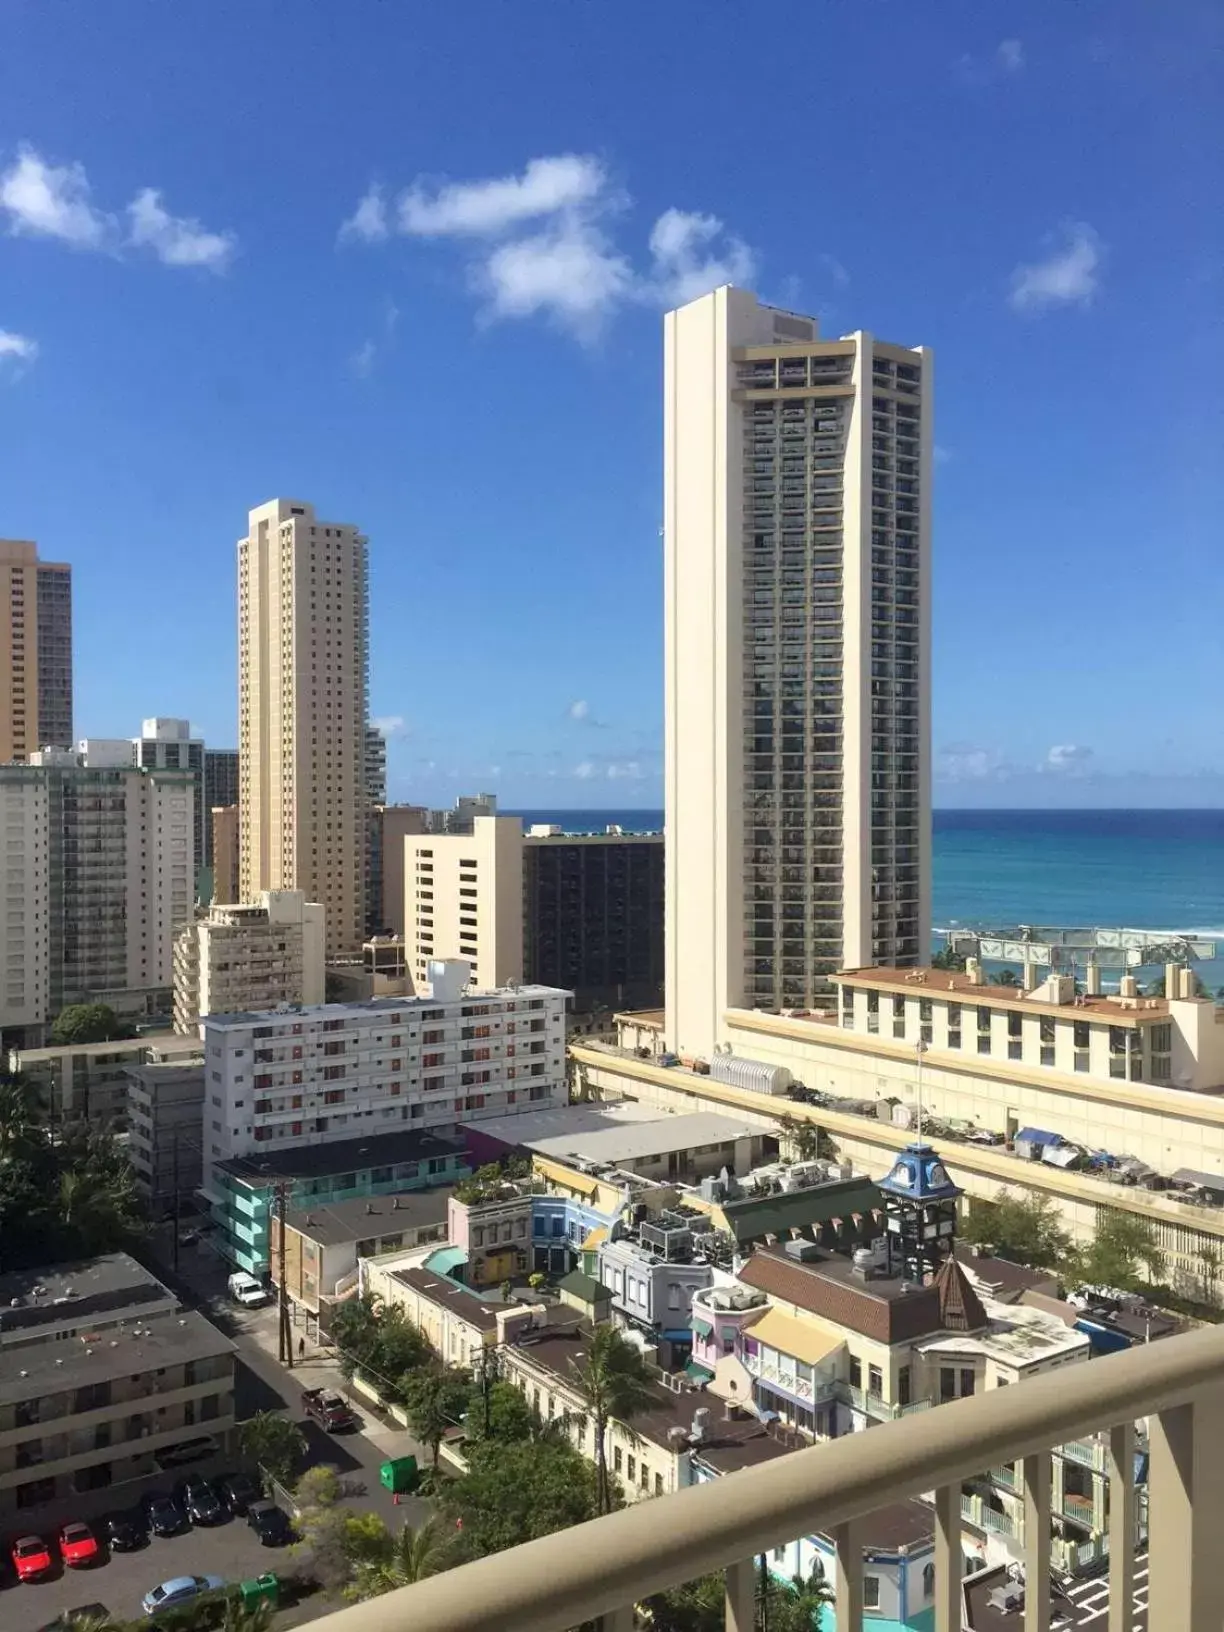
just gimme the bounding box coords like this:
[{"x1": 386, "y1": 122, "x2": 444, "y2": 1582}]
[
  {"x1": 738, "y1": 1246, "x2": 949, "y2": 1345},
  {"x1": 934, "y1": 1254, "x2": 988, "y2": 1333}
]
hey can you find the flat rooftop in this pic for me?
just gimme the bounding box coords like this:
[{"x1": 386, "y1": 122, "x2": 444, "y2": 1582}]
[
  {"x1": 214, "y1": 1128, "x2": 466, "y2": 1187},
  {"x1": 474, "y1": 1108, "x2": 763, "y2": 1167},
  {"x1": 203, "y1": 984, "x2": 569, "y2": 1029},
  {"x1": 0, "y1": 1253, "x2": 176, "y2": 1339},
  {"x1": 963, "y1": 1557, "x2": 1148, "y2": 1630},
  {"x1": 614, "y1": 1009, "x2": 665, "y2": 1030},
  {"x1": 285, "y1": 1186, "x2": 455, "y2": 1247},
  {"x1": 462, "y1": 1102, "x2": 670, "y2": 1149},
  {"x1": 0, "y1": 1309, "x2": 235, "y2": 1406},
  {"x1": 838, "y1": 967, "x2": 1170, "y2": 1024},
  {"x1": 392, "y1": 1266, "x2": 512, "y2": 1334},
  {"x1": 10, "y1": 1032, "x2": 203, "y2": 1064}
]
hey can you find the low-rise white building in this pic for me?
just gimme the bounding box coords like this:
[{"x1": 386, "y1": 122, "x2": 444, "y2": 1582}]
[
  {"x1": 200, "y1": 958, "x2": 569, "y2": 1181},
  {"x1": 173, "y1": 889, "x2": 325, "y2": 1034}
]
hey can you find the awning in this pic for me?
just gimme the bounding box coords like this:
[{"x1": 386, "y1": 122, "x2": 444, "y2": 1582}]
[
  {"x1": 686, "y1": 1359, "x2": 714, "y2": 1382},
  {"x1": 582, "y1": 1226, "x2": 608, "y2": 1252},
  {"x1": 748, "y1": 1307, "x2": 844, "y2": 1367},
  {"x1": 691, "y1": 1317, "x2": 714, "y2": 1338}
]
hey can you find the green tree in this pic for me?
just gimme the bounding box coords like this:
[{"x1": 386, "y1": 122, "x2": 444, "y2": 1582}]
[
  {"x1": 236, "y1": 1410, "x2": 306, "y2": 1487},
  {"x1": 646, "y1": 1565, "x2": 832, "y2": 1631},
  {"x1": 399, "y1": 1363, "x2": 471, "y2": 1467},
  {"x1": 346, "y1": 1516, "x2": 461, "y2": 1600},
  {"x1": 218, "y1": 1601, "x2": 274, "y2": 1632},
  {"x1": 931, "y1": 946, "x2": 967, "y2": 973},
  {"x1": 49, "y1": 1001, "x2": 125, "y2": 1045},
  {"x1": 567, "y1": 1323, "x2": 656, "y2": 1515},
  {"x1": 329, "y1": 1293, "x2": 432, "y2": 1396},
  {"x1": 994, "y1": 968, "x2": 1021, "y2": 988},
  {"x1": 0, "y1": 1073, "x2": 43, "y2": 1157},
  {"x1": 464, "y1": 1376, "x2": 537, "y2": 1444},
  {"x1": 290, "y1": 1465, "x2": 391, "y2": 1592},
  {"x1": 1071, "y1": 1210, "x2": 1166, "y2": 1291},
  {"x1": 960, "y1": 1190, "x2": 1073, "y2": 1270},
  {"x1": 778, "y1": 1113, "x2": 821, "y2": 1162},
  {"x1": 442, "y1": 1435, "x2": 600, "y2": 1557},
  {"x1": 1197, "y1": 1242, "x2": 1222, "y2": 1306}
]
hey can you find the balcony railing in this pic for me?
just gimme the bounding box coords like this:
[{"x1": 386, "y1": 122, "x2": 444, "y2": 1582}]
[{"x1": 313, "y1": 1321, "x2": 1224, "y2": 1632}]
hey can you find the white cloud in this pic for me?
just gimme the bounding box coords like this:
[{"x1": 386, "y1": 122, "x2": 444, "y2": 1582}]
[
  {"x1": 936, "y1": 744, "x2": 1010, "y2": 783},
  {"x1": 1010, "y1": 223, "x2": 1102, "y2": 311},
  {"x1": 127, "y1": 188, "x2": 234, "y2": 271},
  {"x1": 343, "y1": 152, "x2": 762, "y2": 340},
  {"x1": 568, "y1": 700, "x2": 590, "y2": 721},
  {"x1": 399, "y1": 154, "x2": 607, "y2": 238},
  {"x1": 0, "y1": 145, "x2": 111, "y2": 248},
  {"x1": 997, "y1": 39, "x2": 1026, "y2": 72},
  {"x1": 350, "y1": 339, "x2": 377, "y2": 378},
  {"x1": 339, "y1": 184, "x2": 389, "y2": 245},
  {"x1": 371, "y1": 715, "x2": 408, "y2": 737},
  {"x1": 647, "y1": 208, "x2": 756, "y2": 306},
  {"x1": 934, "y1": 444, "x2": 954, "y2": 465},
  {"x1": 604, "y1": 760, "x2": 643, "y2": 781},
  {"x1": 0, "y1": 329, "x2": 38, "y2": 375},
  {"x1": 574, "y1": 760, "x2": 597, "y2": 780},
  {"x1": 1045, "y1": 743, "x2": 1094, "y2": 772}
]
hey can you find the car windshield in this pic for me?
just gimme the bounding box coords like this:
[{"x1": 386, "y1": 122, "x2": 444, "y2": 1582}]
[
  {"x1": 64, "y1": 1525, "x2": 89, "y2": 1539},
  {"x1": 16, "y1": 1539, "x2": 45, "y2": 1556}
]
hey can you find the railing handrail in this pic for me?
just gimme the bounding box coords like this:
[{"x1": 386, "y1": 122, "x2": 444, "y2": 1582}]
[{"x1": 315, "y1": 1321, "x2": 1224, "y2": 1632}]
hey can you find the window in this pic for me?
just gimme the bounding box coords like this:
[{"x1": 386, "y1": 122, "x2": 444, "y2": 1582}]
[
  {"x1": 849, "y1": 1355, "x2": 862, "y2": 1390},
  {"x1": 960, "y1": 1368, "x2": 976, "y2": 1397},
  {"x1": 863, "y1": 1575, "x2": 880, "y2": 1610},
  {"x1": 898, "y1": 1365, "x2": 911, "y2": 1407},
  {"x1": 922, "y1": 1563, "x2": 935, "y2": 1598},
  {"x1": 868, "y1": 1364, "x2": 883, "y2": 1398},
  {"x1": 626, "y1": 1454, "x2": 636, "y2": 1482},
  {"x1": 614, "y1": 1446, "x2": 623, "y2": 1473},
  {"x1": 939, "y1": 1367, "x2": 955, "y2": 1403}
]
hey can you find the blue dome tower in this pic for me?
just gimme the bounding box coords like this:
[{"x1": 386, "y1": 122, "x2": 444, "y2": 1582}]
[{"x1": 877, "y1": 1143, "x2": 962, "y2": 1283}]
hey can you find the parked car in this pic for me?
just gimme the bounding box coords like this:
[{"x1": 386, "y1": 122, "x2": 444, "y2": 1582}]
[
  {"x1": 141, "y1": 1492, "x2": 188, "y2": 1538},
  {"x1": 12, "y1": 1534, "x2": 54, "y2": 1581},
  {"x1": 101, "y1": 1513, "x2": 144, "y2": 1552},
  {"x1": 301, "y1": 1386, "x2": 358, "y2": 1431},
  {"x1": 36, "y1": 1605, "x2": 112, "y2": 1631},
  {"x1": 177, "y1": 1475, "x2": 225, "y2": 1526},
  {"x1": 215, "y1": 1471, "x2": 261, "y2": 1517},
  {"x1": 246, "y1": 1501, "x2": 293, "y2": 1547},
  {"x1": 59, "y1": 1523, "x2": 100, "y2": 1568},
  {"x1": 141, "y1": 1575, "x2": 225, "y2": 1616}
]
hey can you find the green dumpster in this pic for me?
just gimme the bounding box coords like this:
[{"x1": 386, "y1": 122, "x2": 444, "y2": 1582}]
[
  {"x1": 239, "y1": 1573, "x2": 279, "y2": 1609},
  {"x1": 379, "y1": 1454, "x2": 419, "y2": 1494}
]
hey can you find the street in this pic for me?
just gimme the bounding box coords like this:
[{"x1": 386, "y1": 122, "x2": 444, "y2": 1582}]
[{"x1": 0, "y1": 1233, "x2": 432, "y2": 1631}]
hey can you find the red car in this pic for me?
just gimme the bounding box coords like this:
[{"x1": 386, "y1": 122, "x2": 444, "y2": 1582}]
[
  {"x1": 12, "y1": 1534, "x2": 53, "y2": 1580},
  {"x1": 60, "y1": 1522, "x2": 100, "y2": 1568}
]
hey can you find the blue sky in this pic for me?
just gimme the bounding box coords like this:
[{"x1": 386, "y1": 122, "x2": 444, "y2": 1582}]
[{"x1": 1, "y1": 2, "x2": 1221, "y2": 810}]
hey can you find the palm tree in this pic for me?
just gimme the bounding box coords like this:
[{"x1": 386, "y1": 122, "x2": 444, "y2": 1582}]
[
  {"x1": 568, "y1": 1324, "x2": 656, "y2": 1514},
  {"x1": 219, "y1": 1599, "x2": 274, "y2": 1632},
  {"x1": 347, "y1": 1517, "x2": 459, "y2": 1599},
  {"x1": 236, "y1": 1410, "x2": 307, "y2": 1487},
  {"x1": 0, "y1": 1073, "x2": 42, "y2": 1157}
]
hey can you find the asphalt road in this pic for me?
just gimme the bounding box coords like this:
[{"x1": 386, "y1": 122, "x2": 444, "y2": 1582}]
[{"x1": 0, "y1": 1233, "x2": 432, "y2": 1631}]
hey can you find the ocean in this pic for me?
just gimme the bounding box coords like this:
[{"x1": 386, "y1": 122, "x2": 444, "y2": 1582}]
[{"x1": 510, "y1": 807, "x2": 1224, "y2": 985}]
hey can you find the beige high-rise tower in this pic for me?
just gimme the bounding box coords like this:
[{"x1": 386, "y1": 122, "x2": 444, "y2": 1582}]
[
  {"x1": 238, "y1": 499, "x2": 368, "y2": 956},
  {"x1": 0, "y1": 539, "x2": 73, "y2": 761},
  {"x1": 664, "y1": 287, "x2": 932, "y2": 1058}
]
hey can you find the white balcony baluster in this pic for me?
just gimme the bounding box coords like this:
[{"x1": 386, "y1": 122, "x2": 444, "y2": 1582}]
[
  {"x1": 834, "y1": 1520, "x2": 862, "y2": 1629},
  {"x1": 933, "y1": 1484, "x2": 960, "y2": 1632},
  {"x1": 1108, "y1": 1421, "x2": 1135, "y2": 1632},
  {"x1": 1022, "y1": 1452, "x2": 1051, "y2": 1632}
]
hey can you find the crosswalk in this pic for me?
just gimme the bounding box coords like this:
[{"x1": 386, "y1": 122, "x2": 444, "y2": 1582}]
[{"x1": 1058, "y1": 1555, "x2": 1148, "y2": 1630}]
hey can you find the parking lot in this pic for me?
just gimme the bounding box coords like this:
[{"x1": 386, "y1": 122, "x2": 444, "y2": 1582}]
[{"x1": 0, "y1": 1477, "x2": 306, "y2": 1632}]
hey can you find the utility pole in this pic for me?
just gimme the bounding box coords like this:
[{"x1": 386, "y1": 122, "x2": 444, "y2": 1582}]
[{"x1": 274, "y1": 1180, "x2": 292, "y2": 1368}]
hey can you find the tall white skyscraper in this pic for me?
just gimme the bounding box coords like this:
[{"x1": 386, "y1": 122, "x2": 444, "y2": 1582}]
[
  {"x1": 663, "y1": 286, "x2": 932, "y2": 1057},
  {"x1": 238, "y1": 499, "x2": 369, "y2": 957}
]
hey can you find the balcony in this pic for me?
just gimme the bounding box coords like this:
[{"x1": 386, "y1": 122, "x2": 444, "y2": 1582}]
[{"x1": 324, "y1": 1322, "x2": 1224, "y2": 1630}]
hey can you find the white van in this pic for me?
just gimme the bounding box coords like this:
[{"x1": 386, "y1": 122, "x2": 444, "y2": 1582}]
[{"x1": 227, "y1": 1271, "x2": 271, "y2": 1308}]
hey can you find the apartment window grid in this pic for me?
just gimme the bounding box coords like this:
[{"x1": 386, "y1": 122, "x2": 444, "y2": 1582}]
[{"x1": 738, "y1": 361, "x2": 851, "y2": 1013}]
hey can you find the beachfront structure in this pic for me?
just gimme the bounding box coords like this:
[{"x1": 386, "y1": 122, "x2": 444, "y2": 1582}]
[
  {"x1": 238, "y1": 498, "x2": 369, "y2": 957},
  {"x1": 172, "y1": 888, "x2": 326, "y2": 1034},
  {"x1": 664, "y1": 286, "x2": 932, "y2": 1058}
]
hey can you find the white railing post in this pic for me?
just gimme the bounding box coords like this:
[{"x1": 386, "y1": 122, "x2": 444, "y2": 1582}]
[
  {"x1": 723, "y1": 1558, "x2": 755, "y2": 1631},
  {"x1": 1108, "y1": 1422, "x2": 1135, "y2": 1632},
  {"x1": 834, "y1": 1520, "x2": 863, "y2": 1631},
  {"x1": 1022, "y1": 1452, "x2": 1051, "y2": 1632},
  {"x1": 1148, "y1": 1391, "x2": 1224, "y2": 1631},
  {"x1": 933, "y1": 1485, "x2": 961, "y2": 1632}
]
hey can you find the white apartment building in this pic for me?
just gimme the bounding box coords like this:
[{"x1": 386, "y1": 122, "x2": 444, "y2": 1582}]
[
  {"x1": 664, "y1": 286, "x2": 932, "y2": 1059},
  {"x1": 238, "y1": 499, "x2": 369, "y2": 958},
  {"x1": 0, "y1": 752, "x2": 194, "y2": 1043},
  {"x1": 134, "y1": 718, "x2": 206, "y2": 879},
  {"x1": 200, "y1": 959, "x2": 569, "y2": 1175},
  {"x1": 404, "y1": 817, "x2": 526, "y2": 989},
  {"x1": 173, "y1": 888, "x2": 326, "y2": 1034}
]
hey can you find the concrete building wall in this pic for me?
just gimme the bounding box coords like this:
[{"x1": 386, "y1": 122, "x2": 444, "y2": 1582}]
[
  {"x1": 173, "y1": 888, "x2": 326, "y2": 1033},
  {"x1": 134, "y1": 718, "x2": 206, "y2": 879},
  {"x1": 238, "y1": 499, "x2": 368, "y2": 957},
  {"x1": 211, "y1": 805, "x2": 239, "y2": 904},
  {"x1": 377, "y1": 805, "x2": 428, "y2": 936},
  {"x1": 662, "y1": 289, "x2": 931, "y2": 1058},
  {"x1": 126, "y1": 1063, "x2": 205, "y2": 1205},
  {"x1": 0, "y1": 541, "x2": 73, "y2": 763},
  {"x1": 403, "y1": 816, "x2": 525, "y2": 992},
  {"x1": 0, "y1": 770, "x2": 49, "y2": 1036}
]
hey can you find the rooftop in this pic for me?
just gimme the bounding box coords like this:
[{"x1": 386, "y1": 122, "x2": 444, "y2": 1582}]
[
  {"x1": 214, "y1": 1128, "x2": 466, "y2": 1188},
  {"x1": 963, "y1": 1559, "x2": 1147, "y2": 1631},
  {"x1": 0, "y1": 1254, "x2": 176, "y2": 1338},
  {"x1": 392, "y1": 1266, "x2": 518, "y2": 1333},
  {"x1": 285, "y1": 1186, "x2": 455, "y2": 1247},
  {"x1": 203, "y1": 984, "x2": 569, "y2": 1030},
  {"x1": 10, "y1": 1032, "x2": 202, "y2": 1064},
  {"x1": 0, "y1": 1308, "x2": 235, "y2": 1406},
  {"x1": 489, "y1": 1109, "x2": 763, "y2": 1168},
  {"x1": 463, "y1": 1103, "x2": 670, "y2": 1152},
  {"x1": 959, "y1": 1250, "x2": 1060, "y2": 1304},
  {"x1": 838, "y1": 966, "x2": 1171, "y2": 1023}
]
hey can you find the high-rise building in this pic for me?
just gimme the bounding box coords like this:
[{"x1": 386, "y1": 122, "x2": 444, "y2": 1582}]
[
  {"x1": 663, "y1": 286, "x2": 931, "y2": 1056},
  {"x1": 364, "y1": 724, "x2": 387, "y2": 806},
  {"x1": 373, "y1": 804, "x2": 429, "y2": 934},
  {"x1": 401, "y1": 815, "x2": 665, "y2": 1019},
  {"x1": 0, "y1": 539, "x2": 73, "y2": 760},
  {"x1": 203, "y1": 748, "x2": 239, "y2": 866},
  {"x1": 0, "y1": 749, "x2": 195, "y2": 1043},
  {"x1": 211, "y1": 805, "x2": 240, "y2": 903},
  {"x1": 364, "y1": 725, "x2": 388, "y2": 935},
  {"x1": 134, "y1": 718, "x2": 206, "y2": 880},
  {"x1": 237, "y1": 499, "x2": 369, "y2": 958},
  {"x1": 173, "y1": 888, "x2": 325, "y2": 1034}
]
